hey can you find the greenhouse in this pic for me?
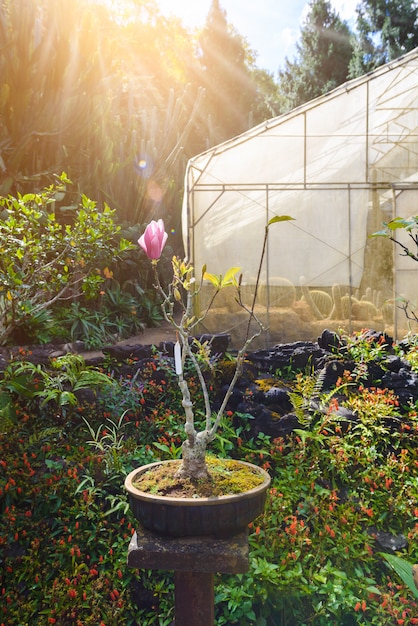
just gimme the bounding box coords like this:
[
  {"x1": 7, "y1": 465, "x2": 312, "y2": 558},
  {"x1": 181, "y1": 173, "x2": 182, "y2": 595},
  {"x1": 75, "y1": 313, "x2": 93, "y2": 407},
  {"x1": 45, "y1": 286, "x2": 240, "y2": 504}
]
[{"x1": 182, "y1": 47, "x2": 418, "y2": 347}]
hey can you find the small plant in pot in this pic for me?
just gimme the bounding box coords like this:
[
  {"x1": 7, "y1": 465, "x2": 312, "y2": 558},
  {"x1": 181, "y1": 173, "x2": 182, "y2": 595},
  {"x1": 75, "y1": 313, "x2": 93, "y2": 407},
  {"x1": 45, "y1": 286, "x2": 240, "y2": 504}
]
[{"x1": 124, "y1": 216, "x2": 293, "y2": 536}]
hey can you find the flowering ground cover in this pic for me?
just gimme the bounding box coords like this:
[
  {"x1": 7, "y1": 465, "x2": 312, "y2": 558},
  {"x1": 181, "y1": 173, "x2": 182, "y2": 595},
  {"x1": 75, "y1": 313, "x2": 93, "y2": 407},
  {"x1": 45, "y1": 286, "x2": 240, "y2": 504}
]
[{"x1": 0, "y1": 331, "x2": 418, "y2": 625}]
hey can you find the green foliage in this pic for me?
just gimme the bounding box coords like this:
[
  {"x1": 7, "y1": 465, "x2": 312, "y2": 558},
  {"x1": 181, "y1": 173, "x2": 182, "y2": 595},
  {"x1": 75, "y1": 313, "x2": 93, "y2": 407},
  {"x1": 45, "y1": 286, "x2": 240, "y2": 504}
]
[
  {"x1": 0, "y1": 0, "x2": 415, "y2": 234},
  {"x1": 237, "y1": 398, "x2": 418, "y2": 623},
  {"x1": 339, "y1": 329, "x2": 391, "y2": 364},
  {"x1": 0, "y1": 0, "x2": 204, "y2": 229},
  {"x1": 372, "y1": 216, "x2": 418, "y2": 324},
  {"x1": 0, "y1": 353, "x2": 114, "y2": 421},
  {"x1": 55, "y1": 285, "x2": 150, "y2": 350},
  {"x1": 82, "y1": 413, "x2": 134, "y2": 477},
  {"x1": 372, "y1": 216, "x2": 418, "y2": 263},
  {"x1": 398, "y1": 340, "x2": 418, "y2": 373},
  {"x1": 0, "y1": 175, "x2": 134, "y2": 345},
  {"x1": 0, "y1": 406, "x2": 147, "y2": 624},
  {"x1": 381, "y1": 553, "x2": 418, "y2": 600},
  {"x1": 277, "y1": 0, "x2": 354, "y2": 111},
  {"x1": 35, "y1": 354, "x2": 114, "y2": 414},
  {"x1": 1, "y1": 341, "x2": 418, "y2": 624},
  {"x1": 349, "y1": 0, "x2": 418, "y2": 77},
  {"x1": 197, "y1": 0, "x2": 269, "y2": 144}
]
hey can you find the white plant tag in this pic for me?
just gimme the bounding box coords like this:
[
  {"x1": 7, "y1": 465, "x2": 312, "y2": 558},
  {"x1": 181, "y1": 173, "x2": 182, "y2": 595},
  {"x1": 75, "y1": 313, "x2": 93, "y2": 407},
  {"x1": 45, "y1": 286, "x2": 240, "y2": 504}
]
[{"x1": 174, "y1": 340, "x2": 182, "y2": 376}]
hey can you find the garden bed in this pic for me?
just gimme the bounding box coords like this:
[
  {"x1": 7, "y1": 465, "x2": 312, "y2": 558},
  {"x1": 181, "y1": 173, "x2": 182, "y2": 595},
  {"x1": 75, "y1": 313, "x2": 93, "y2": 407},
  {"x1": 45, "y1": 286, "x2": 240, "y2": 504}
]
[{"x1": 0, "y1": 328, "x2": 418, "y2": 624}]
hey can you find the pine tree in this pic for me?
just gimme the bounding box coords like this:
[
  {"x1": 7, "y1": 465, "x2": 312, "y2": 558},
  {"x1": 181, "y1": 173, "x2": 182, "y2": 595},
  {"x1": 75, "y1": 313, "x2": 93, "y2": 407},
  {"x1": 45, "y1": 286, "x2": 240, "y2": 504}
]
[
  {"x1": 349, "y1": 0, "x2": 418, "y2": 77},
  {"x1": 277, "y1": 0, "x2": 353, "y2": 112},
  {"x1": 197, "y1": 0, "x2": 257, "y2": 144}
]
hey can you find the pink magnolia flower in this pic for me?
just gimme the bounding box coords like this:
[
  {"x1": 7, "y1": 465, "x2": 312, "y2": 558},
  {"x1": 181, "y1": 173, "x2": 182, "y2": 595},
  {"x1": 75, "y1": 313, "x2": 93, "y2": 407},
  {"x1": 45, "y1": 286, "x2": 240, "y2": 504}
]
[{"x1": 138, "y1": 219, "x2": 168, "y2": 260}]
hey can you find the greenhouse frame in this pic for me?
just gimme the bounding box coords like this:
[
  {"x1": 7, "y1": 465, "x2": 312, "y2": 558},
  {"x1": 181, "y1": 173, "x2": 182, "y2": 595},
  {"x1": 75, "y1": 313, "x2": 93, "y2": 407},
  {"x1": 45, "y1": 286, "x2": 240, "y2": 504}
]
[{"x1": 182, "y1": 48, "x2": 418, "y2": 347}]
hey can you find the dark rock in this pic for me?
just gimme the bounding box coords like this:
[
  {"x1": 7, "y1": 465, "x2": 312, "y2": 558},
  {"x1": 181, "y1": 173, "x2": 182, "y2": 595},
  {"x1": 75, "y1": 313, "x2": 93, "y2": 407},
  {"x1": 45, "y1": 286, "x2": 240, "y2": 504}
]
[
  {"x1": 381, "y1": 367, "x2": 418, "y2": 404},
  {"x1": 398, "y1": 337, "x2": 418, "y2": 353},
  {"x1": 215, "y1": 388, "x2": 244, "y2": 413},
  {"x1": 235, "y1": 400, "x2": 302, "y2": 438},
  {"x1": 368, "y1": 528, "x2": 408, "y2": 552},
  {"x1": 102, "y1": 344, "x2": 153, "y2": 361},
  {"x1": 318, "y1": 329, "x2": 346, "y2": 353},
  {"x1": 273, "y1": 413, "x2": 304, "y2": 437},
  {"x1": 358, "y1": 329, "x2": 394, "y2": 350},
  {"x1": 247, "y1": 382, "x2": 293, "y2": 414},
  {"x1": 334, "y1": 406, "x2": 357, "y2": 421},
  {"x1": 385, "y1": 355, "x2": 406, "y2": 372},
  {"x1": 319, "y1": 359, "x2": 352, "y2": 389},
  {"x1": 248, "y1": 341, "x2": 325, "y2": 372},
  {"x1": 0, "y1": 354, "x2": 8, "y2": 372},
  {"x1": 326, "y1": 406, "x2": 357, "y2": 429},
  {"x1": 82, "y1": 355, "x2": 106, "y2": 368},
  {"x1": 366, "y1": 361, "x2": 387, "y2": 384},
  {"x1": 74, "y1": 387, "x2": 100, "y2": 405},
  {"x1": 5, "y1": 341, "x2": 88, "y2": 366},
  {"x1": 3, "y1": 327, "x2": 418, "y2": 449},
  {"x1": 103, "y1": 334, "x2": 230, "y2": 363},
  {"x1": 264, "y1": 386, "x2": 292, "y2": 406},
  {"x1": 3, "y1": 541, "x2": 26, "y2": 559}
]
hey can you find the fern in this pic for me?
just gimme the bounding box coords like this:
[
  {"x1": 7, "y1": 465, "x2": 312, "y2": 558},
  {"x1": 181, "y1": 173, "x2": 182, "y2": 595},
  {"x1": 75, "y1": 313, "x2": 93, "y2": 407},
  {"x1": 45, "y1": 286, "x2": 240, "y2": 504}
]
[
  {"x1": 288, "y1": 365, "x2": 352, "y2": 428},
  {"x1": 28, "y1": 427, "x2": 63, "y2": 446},
  {"x1": 287, "y1": 370, "x2": 318, "y2": 426}
]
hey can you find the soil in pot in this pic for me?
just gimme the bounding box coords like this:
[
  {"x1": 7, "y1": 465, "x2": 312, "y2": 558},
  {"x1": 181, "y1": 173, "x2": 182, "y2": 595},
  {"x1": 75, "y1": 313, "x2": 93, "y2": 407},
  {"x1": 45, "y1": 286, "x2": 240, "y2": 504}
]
[{"x1": 132, "y1": 456, "x2": 266, "y2": 498}]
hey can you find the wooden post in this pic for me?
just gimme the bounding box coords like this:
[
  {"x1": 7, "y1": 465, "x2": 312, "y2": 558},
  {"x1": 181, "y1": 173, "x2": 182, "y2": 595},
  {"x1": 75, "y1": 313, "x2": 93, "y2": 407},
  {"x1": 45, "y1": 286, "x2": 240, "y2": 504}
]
[
  {"x1": 174, "y1": 571, "x2": 214, "y2": 625},
  {"x1": 127, "y1": 525, "x2": 249, "y2": 626}
]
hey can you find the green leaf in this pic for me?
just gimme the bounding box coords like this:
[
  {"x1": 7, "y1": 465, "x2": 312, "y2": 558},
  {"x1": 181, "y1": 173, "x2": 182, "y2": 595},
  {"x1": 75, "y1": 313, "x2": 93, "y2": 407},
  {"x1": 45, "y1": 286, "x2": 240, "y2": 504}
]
[
  {"x1": 153, "y1": 441, "x2": 171, "y2": 453},
  {"x1": 380, "y1": 553, "x2": 418, "y2": 599},
  {"x1": 203, "y1": 272, "x2": 221, "y2": 288},
  {"x1": 267, "y1": 215, "x2": 295, "y2": 226},
  {"x1": 221, "y1": 266, "x2": 241, "y2": 287}
]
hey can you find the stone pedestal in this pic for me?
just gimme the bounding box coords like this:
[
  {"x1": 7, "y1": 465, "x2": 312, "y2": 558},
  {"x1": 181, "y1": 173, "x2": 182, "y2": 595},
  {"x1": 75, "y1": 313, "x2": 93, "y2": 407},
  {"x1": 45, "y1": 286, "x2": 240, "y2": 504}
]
[{"x1": 127, "y1": 525, "x2": 249, "y2": 626}]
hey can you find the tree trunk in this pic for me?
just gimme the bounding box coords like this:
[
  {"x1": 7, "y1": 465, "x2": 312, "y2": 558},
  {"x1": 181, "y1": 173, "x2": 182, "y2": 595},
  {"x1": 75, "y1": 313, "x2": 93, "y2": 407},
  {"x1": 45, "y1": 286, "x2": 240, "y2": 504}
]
[{"x1": 176, "y1": 436, "x2": 210, "y2": 480}]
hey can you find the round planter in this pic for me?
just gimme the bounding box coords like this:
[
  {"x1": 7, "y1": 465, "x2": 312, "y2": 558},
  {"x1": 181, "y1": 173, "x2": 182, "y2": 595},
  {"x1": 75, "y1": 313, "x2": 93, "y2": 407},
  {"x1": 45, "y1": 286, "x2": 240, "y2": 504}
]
[{"x1": 124, "y1": 459, "x2": 271, "y2": 537}]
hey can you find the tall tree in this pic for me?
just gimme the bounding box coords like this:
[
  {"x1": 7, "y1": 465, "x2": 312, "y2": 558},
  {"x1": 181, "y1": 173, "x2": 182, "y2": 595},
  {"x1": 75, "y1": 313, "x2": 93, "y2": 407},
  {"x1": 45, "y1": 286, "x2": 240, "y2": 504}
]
[
  {"x1": 197, "y1": 0, "x2": 259, "y2": 144},
  {"x1": 277, "y1": 0, "x2": 353, "y2": 112},
  {"x1": 0, "y1": 0, "x2": 202, "y2": 228},
  {"x1": 349, "y1": 0, "x2": 418, "y2": 77}
]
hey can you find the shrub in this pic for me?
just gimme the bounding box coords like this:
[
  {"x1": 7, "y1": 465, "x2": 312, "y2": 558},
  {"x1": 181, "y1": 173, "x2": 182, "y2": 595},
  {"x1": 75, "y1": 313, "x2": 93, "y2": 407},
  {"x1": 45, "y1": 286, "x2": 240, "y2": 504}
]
[{"x1": 0, "y1": 173, "x2": 133, "y2": 345}]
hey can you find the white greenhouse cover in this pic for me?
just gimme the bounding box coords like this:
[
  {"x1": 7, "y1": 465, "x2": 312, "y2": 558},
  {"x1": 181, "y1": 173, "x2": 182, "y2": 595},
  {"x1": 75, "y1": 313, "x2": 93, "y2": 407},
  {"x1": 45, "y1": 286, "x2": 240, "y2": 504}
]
[{"x1": 182, "y1": 49, "x2": 418, "y2": 344}]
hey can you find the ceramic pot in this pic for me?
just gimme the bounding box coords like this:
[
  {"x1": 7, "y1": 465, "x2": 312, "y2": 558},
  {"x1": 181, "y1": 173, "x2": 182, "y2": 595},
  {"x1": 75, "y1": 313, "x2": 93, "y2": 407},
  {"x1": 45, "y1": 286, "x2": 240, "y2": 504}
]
[{"x1": 124, "y1": 459, "x2": 271, "y2": 537}]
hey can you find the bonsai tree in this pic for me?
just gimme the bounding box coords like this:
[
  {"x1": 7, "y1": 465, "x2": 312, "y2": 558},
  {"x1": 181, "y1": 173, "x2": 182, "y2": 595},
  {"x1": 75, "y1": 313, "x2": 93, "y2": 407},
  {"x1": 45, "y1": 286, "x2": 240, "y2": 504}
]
[{"x1": 138, "y1": 216, "x2": 293, "y2": 481}]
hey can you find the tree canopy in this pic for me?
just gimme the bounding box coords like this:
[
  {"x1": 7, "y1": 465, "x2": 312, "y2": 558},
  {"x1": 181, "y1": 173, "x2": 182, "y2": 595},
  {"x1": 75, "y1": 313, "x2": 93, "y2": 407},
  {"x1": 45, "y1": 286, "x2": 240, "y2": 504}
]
[
  {"x1": 277, "y1": 0, "x2": 354, "y2": 112},
  {"x1": 349, "y1": 0, "x2": 418, "y2": 76},
  {"x1": 0, "y1": 0, "x2": 416, "y2": 230}
]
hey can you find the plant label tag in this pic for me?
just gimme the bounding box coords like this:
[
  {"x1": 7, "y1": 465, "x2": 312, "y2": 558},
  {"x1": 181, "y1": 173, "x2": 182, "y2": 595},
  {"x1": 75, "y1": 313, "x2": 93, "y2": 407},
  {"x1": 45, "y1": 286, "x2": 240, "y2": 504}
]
[{"x1": 174, "y1": 340, "x2": 182, "y2": 376}]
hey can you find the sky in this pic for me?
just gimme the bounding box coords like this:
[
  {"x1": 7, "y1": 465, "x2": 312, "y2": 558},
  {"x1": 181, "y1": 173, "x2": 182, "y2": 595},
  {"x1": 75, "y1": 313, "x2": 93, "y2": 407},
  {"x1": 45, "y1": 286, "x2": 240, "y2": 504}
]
[{"x1": 157, "y1": 0, "x2": 359, "y2": 75}]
